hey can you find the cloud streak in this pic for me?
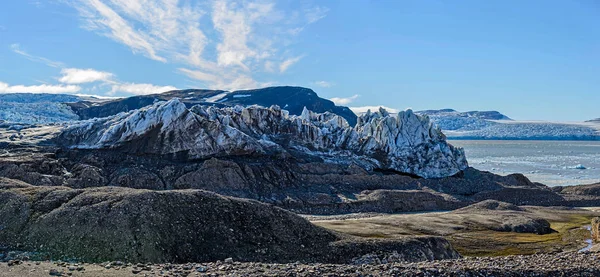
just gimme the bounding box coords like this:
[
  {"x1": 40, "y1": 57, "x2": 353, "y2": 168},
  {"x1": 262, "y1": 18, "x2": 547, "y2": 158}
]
[
  {"x1": 75, "y1": 0, "x2": 166, "y2": 62},
  {"x1": 330, "y1": 94, "x2": 359, "y2": 105},
  {"x1": 68, "y1": 0, "x2": 328, "y2": 90},
  {"x1": 59, "y1": 68, "x2": 114, "y2": 84},
  {"x1": 110, "y1": 83, "x2": 177, "y2": 95},
  {"x1": 314, "y1": 80, "x2": 333, "y2": 88},
  {"x1": 10, "y1": 44, "x2": 64, "y2": 68},
  {"x1": 279, "y1": 56, "x2": 303, "y2": 73},
  {"x1": 0, "y1": 81, "x2": 81, "y2": 94}
]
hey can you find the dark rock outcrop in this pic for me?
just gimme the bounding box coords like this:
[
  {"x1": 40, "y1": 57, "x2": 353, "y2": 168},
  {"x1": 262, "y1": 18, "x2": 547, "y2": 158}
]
[{"x1": 0, "y1": 146, "x2": 569, "y2": 215}]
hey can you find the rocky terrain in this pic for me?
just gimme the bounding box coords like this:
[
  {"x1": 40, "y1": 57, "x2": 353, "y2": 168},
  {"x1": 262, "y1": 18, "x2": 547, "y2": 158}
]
[
  {"x1": 3, "y1": 252, "x2": 600, "y2": 276},
  {"x1": 2, "y1": 92, "x2": 600, "y2": 275},
  {"x1": 0, "y1": 178, "x2": 460, "y2": 264}
]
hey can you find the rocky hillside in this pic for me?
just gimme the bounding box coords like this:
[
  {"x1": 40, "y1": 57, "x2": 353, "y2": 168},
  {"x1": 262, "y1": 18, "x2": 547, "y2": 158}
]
[
  {"x1": 0, "y1": 178, "x2": 460, "y2": 263},
  {"x1": 67, "y1": 86, "x2": 358, "y2": 126},
  {"x1": 56, "y1": 98, "x2": 467, "y2": 178}
]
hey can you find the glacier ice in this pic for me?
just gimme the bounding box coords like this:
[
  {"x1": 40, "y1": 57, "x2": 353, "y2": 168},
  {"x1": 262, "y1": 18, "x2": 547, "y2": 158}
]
[{"x1": 57, "y1": 99, "x2": 468, "y2": 178}]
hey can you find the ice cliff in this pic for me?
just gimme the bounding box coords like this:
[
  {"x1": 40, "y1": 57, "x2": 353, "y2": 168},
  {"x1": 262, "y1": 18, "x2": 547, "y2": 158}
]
[{"x1": 57, "y1": 99, "x2": 468, "y2": 178}]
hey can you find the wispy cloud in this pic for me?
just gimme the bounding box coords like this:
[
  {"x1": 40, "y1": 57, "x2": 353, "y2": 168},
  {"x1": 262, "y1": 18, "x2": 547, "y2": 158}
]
[
  {"x1": 67, "y1": 0, "x2": 327, "y2": 90},
  {"x1": 74, "y1": 0, "x2": 166, "y2": 62},
  {"x1": 279, "y1": 56, "x2": 303, "y2": 73},
  {"x1": 178, "y1": 68, "x2": 262, "y2": 91},
  {"x1": 10, "y1": 41, "x2": 175, "y2": 96},
  {"x1": 349, "y1": 105, "x2": 400, "y2": 114},
  {"x1": 330, "y1": 94, "x2": 359, "y2": 105},
  {"x1": 59, "y1": 68, "x2": 114, "y2": 84},
  {"x1": 314, "y1": 80, "x2": 334, "y2": 88},
  {"x1": 0, "y1": 81, "x2": 81, "y2": 94},
  {"x1": 305, "y1": 6, "x2": 329, "y2": 24},
  {"x1": 10, "y1": 44, "x2": 64, "y2": 68},
  {"x1": 110, "y1": 83, "x2": 177, "y2": 95}
]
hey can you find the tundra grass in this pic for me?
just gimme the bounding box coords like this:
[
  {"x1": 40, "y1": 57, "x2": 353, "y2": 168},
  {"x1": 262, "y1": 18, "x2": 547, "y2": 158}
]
[
  {"x1": 449, "y1": 215, "x2": 594, "y2": 257},
  {"x1": 314, "y1": 213, "x2": 596, "y2": 257}
]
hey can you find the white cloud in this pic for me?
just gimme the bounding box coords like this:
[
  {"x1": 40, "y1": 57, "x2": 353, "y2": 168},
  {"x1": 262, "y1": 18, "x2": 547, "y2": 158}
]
[
  {"x1": 75, "y1": 0, "x2": 166, "y2": 62},
  {"x1": 349, "y1": 106, "x2": 400, "y2": 114},
  {"x1": 74, "y1": 93, "x2": 122, "y2": 100},
  {"x1": 178, "y1": 68, "x2": 261, "y2": 91},
  {"x1": 264, "y1": 61, "x2": 275, "y2": 72},
  {"x1": 9, "y1": 41, "x2": 175, "y2": 97},
  {"x1": 68, "y1": 0, "x2": 326, "y2": 89},
  {"x1": 279, "y1": 56, "x2": 303, "y2": 73},
  {"x1": 330, "y1": 94, "x2": 359, "y2": 105},
  {"x1": 110, "y1": 83, "x2": 177, "y2": 96},
  {"x1": 10, "y1": 44, "x2": 64, "y2": 68},
  {"x1": 212, "y1": 1, "x2": 273, "y2": 69},
  {"x1": 59, "y1": 68, "x2": 114, "y2": 84},
  {"x1": 0, "y1": 81, "x2": 81, "y2": 94},
  {"x1": 314, "y1": 80, "x2": 334, "y2": 88}
]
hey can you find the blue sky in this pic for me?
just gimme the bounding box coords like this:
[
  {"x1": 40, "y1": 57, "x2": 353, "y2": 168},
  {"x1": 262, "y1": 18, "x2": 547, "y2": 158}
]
[{"x1": 0, "y1": 0, "x2": 598, "y2": 121}]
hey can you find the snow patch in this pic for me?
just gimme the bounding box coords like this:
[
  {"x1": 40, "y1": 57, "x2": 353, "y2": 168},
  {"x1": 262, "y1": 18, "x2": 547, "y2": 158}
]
[{"x1": 205, "y1": 93, "x2": 229, "y2": 103}]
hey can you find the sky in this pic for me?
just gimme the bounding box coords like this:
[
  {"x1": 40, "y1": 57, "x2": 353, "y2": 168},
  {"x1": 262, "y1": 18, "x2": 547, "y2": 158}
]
[{"x1": 0, "y1": 0, "x2": 599, "y2": 121}]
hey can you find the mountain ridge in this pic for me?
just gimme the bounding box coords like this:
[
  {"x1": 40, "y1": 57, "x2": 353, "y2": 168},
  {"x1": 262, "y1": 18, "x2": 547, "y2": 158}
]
[{"x1": 66, "y1": 86, "x2": 359, "y2": 126}]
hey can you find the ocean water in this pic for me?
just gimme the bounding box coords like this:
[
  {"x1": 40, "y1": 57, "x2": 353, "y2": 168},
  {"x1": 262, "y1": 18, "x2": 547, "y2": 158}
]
[{"x1": 450, "y1": 140, "x2": 600, "y2": 187}]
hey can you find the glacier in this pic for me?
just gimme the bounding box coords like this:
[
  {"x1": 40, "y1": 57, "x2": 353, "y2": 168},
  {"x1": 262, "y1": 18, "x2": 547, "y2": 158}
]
[
  {"x1": 0, "y1": 93, "x2": 81, "y2": 124},
  {"x1": 57, "y1": 99, "x2": 468, "y2": 178},
  {"x1": 0, "y1": 101, "x2": 79, "y2": 124},
  {"x1": 417, "y1": 109, "x2": 600, "y2": 140}
]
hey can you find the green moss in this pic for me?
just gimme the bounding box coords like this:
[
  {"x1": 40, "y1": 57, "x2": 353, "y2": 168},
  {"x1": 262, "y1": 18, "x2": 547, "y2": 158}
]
[{"x1": 451, "y1": 214, "x2": 595, "y2": 257}]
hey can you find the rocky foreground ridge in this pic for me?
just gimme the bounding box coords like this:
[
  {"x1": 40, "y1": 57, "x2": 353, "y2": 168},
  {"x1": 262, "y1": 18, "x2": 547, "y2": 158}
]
[{"x1": 0, "y1": 178, "x2": 460, "y2": 263}]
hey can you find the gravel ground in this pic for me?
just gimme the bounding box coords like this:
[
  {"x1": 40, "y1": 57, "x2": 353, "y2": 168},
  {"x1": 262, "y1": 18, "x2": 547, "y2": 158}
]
[{"x1": 2, "y1": 252, "x2": 600, "y2": 277}]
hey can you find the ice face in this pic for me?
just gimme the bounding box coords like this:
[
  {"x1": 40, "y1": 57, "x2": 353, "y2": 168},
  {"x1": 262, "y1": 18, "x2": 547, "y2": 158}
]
[{"x1": 58, "y1": 99, "x2": 468, "y2": 178}]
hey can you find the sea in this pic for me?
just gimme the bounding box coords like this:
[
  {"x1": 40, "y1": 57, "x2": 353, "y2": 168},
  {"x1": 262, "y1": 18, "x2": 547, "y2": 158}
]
[{"x1": 450, "y1": 140, "x2": 600, "y2": 187}]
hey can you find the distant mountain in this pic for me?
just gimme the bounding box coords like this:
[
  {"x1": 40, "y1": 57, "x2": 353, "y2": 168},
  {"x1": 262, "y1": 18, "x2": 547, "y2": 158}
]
[
  {"x1": 587, "y1": 118, "x2": 600, "y2": 123},
  {"x1": 415, "y1": 109, "x2": 508, "y2": 132},
  {"x1": 417, "y1": 109, "x2": 511, "y2": 121},
  {"x1": 415, "y1": 108, "x2": 600, "y2": 140},
  {"x1": 67, "y1": 86, "x2": 358, "y2": 126}
]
